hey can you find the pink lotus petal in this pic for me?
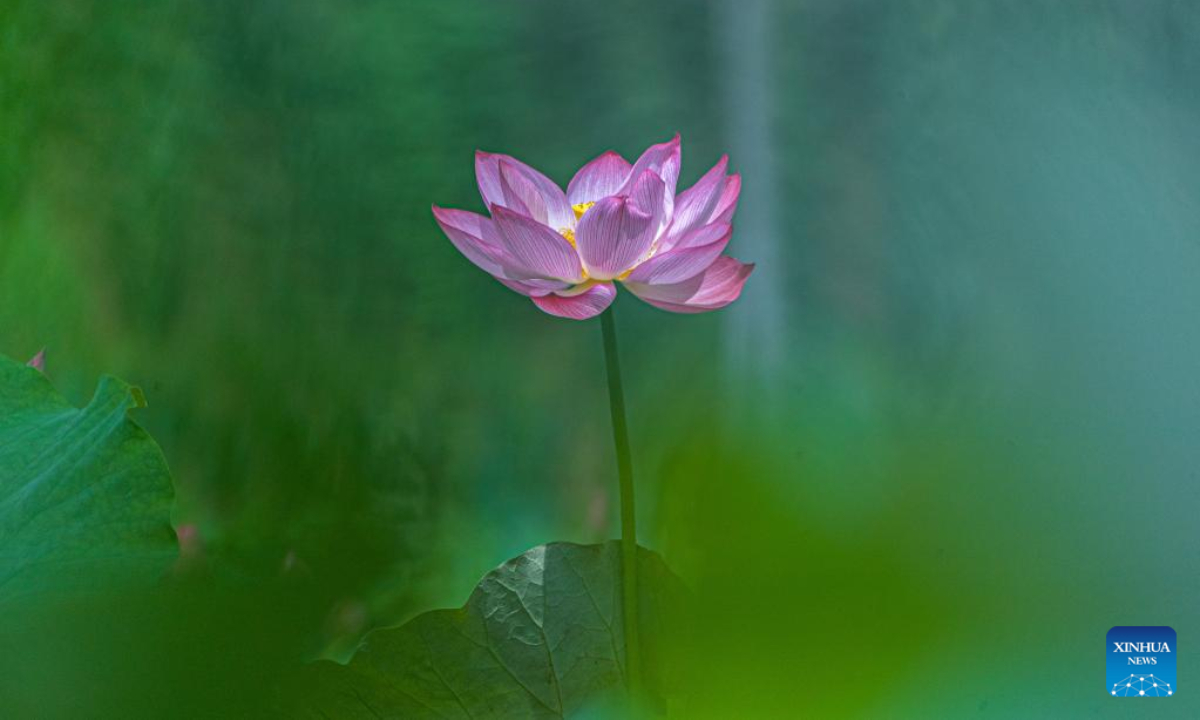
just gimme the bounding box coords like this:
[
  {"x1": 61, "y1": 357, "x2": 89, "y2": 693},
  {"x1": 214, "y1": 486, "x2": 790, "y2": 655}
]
[
  {"x1": 712, "y1": 173, "x2": 741, "y2": 224},
  {"x1": 622, "y1": 134, "x2": 681, "y2": 218},
  {"x1": 626, "y1": 256, "x2": 754, "y2": 313},
  {"x1": 629, "y1": 163, "x2": 673, "y2": 239},
  {"x1": 475, "y1": 221, "x2": 571, "y2": 293},
  {"x1": 531, "y1": 282, "x2": 616, "y2": 320},
  {"x1": 575, "y1": 170, "x2": 664, "y2": 280},
  {"x1": 475, "y1": 153, "x2": 505, "y2": 206},
  {"x1": 567, "y1": 151, "x2": 633, "y2": 206},
  {"x1": 26, "y1": 349, "x2": 45, "y2": 372},
  {"x1": 625, "y1": 223, "x2": 731, "y2": 285},
  {"x1": 476, "y1": 151, "x2": 573, "y2": 229},
  {"x1": 661, "y1": 155, "x2": 728, "y2": 251},
  {"x1": 491, "y1": 205, "x2": 584, "y2": 283},
  {"x1": 499, "y1": 159, "x2": 550, "y2": 226},
  {"x1": 574, "y1": 197, "x2": 648, "y2": 278},
  {"x1": 667, "y1": 219, "x2": 732, "y2": 251},
  {"x1": 433, "y1": 206, "x2": 569, "y2": 296},
  {"x1": 496, "y1": 277, "x2": 569, "y2": 297},
  {"x1": 432, "y1": 205, "x2": 512, "y2": 276}
]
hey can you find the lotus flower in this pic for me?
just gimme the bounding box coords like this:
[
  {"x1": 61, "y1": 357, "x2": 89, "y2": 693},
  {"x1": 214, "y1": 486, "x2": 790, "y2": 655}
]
[{"x1": 433, "y1": 135, "x2": 753, "y2": 319}]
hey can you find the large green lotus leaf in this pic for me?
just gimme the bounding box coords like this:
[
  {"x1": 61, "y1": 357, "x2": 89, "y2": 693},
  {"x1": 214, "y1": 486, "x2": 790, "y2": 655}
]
[
  {"x1": 296, "y1": 541, "x2": 685, "y2": 719},
  {"x1": 0, "y1": 354, "x2": 176, "y2": 604}
]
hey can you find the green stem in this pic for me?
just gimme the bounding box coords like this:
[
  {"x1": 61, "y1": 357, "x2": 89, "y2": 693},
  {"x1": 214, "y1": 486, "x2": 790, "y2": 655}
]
[{"x1": 600, "y1": 305, "x2": 641, "y2": 699}]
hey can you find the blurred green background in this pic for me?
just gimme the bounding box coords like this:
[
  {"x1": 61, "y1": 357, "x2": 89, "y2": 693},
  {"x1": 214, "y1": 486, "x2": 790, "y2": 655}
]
[{"x1": 3, "y1": 0, "x2": 1199, "y2": 717}]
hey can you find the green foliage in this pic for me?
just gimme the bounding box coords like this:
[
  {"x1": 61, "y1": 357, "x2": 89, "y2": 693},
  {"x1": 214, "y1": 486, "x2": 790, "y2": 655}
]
[
  {"x1": 0, "y1": 354, "x2": 176, "y2": 604},
  {"x1": 294, "y1": 541, "x2": 684, "y2": 719}
]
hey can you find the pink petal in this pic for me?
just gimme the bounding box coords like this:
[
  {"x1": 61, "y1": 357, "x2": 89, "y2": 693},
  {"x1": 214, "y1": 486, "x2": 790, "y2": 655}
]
[
  {"x1": 567, "y1": 151, "x2": 633, "y2": 206},
  {"x1": 496, "y1": 277, "x2": 566, "y2": 297},
  {"x1": 531, "y1": 282, "x2": 617, "y2": 320},
  {"x1": 26, "y1": 349, "x2": 45, "y2": 372},
  {"x1": 499, "y1": 159, "x2": 550, "y2": 226},
  {"x1": 629, "y1": 162, "x2": 673, "y2": 240},
  {"x1": 432, "y1": 205, "x2": 509, "y2": 277},
  {"x1": 476, "y1": 220, "x2": 569, "y2": 292},
  {"x1": 624, "y1": 223, "x2": 731, "y2": 285},
  {"x1": 433, "y1": 206, "x2": 567, "y2": 296},
  {"x1": 660, "y1": 155, "x2": 728, "y2": 252},
  {"x1": 575, "y1": 170, "x2": 664, "y2": 280},
  {"x1": 476, "y1": 151, "x2": 573, "y2": 229},
  {"x1": 475, "y1": 153, "x2": 505, "y2": 205},
  {"x1": 711, "y1": 174, "x2": 741, "y2": 224},
  {"x1": 626, "y1": 256, "x2": 754, "y2": 313},
  {"x1": 622, "y1": 134, "x2": 682, "y2": 217},
  {"x1": 490, "y1": 205, "x2": 584, "y2": 283},
  {"x1": 668, "y1": 219, "x2": 733, "y2": 251}
]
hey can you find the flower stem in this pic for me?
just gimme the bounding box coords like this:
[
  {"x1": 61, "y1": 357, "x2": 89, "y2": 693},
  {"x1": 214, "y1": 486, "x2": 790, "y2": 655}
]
[{"x1": 599, "y1": 306, "x2": 641, "y2": 700}]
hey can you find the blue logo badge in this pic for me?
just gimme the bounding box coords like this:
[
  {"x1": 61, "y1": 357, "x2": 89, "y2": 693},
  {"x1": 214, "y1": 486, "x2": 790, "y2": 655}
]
[{"x1": 1108, "y1": 626, "x2": 1175, "y2": 697}]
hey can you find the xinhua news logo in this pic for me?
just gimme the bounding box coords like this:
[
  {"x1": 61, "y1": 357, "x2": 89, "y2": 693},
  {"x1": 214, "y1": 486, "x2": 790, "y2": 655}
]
[{"x1": 1108, "y1": 626, "x2": 1176, "y2": 697}]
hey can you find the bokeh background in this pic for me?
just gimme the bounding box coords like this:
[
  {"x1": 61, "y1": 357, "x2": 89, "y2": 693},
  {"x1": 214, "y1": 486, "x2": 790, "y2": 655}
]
[{"x1": 3, "y1": 0, "x2": 1199, "y2": 717}]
